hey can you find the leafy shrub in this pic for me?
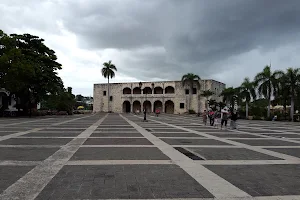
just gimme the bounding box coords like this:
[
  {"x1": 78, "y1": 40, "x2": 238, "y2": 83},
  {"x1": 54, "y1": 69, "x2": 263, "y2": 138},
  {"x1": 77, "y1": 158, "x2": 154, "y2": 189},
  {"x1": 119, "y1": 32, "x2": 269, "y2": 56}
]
[
  {"x1": 57, "y1": 111, "x2": 68, "y2": 115},
  {"x1": 188, "y1": 110, "x2": 196, "y2": 114},
  {"x1": 252, "y1": 116, "x2": 262, "y2": 120}
]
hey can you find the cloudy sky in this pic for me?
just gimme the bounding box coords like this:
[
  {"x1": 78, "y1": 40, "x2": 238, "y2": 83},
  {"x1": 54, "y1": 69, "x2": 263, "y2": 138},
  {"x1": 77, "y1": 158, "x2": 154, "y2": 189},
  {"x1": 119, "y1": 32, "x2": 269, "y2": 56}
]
[{"x1": 1, "y1": 0, "x2": 300, "y2": 96}]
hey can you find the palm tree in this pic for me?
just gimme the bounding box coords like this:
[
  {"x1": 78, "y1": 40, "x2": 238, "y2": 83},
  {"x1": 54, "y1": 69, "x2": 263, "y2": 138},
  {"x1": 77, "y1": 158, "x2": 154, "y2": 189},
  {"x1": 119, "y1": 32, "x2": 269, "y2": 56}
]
[
  {"x1": 181, "y1": 73, "x2": 201, "y2": 111},
  {"x1": 240, "y1": 77, "x2": 256, "y2": 119},
  {"x1": 220, "y1": 87, "x2": 238, "y2": 108},
  {"x1": 284, "y1": 68, "x2": 300, "y2": 121},
  {"x1": 208, "y1": 99, "x2": 217, "y2": 110},
  {"x1": 201, "y1": 90, "x2": 214, "y2": 110},
  {"x1": 216, "y1": 101, "x2": 226, "y2": 112},
  {"x1": 276, "y1": 74, "x2": 290, "y2": 120},
  {"x1": 102, "y1": 60, "x2": 117, "y2": 112},
  {"x1": 254, "y1": 65, "x2": 283, "y2": 118}
]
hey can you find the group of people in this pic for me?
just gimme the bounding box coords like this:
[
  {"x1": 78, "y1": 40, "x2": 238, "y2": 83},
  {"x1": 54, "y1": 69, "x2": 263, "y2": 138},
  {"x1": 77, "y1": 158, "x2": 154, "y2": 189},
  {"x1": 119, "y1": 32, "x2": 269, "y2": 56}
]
[{"x1": 202, "y1": 107, "x2": 238, "y2": 129}]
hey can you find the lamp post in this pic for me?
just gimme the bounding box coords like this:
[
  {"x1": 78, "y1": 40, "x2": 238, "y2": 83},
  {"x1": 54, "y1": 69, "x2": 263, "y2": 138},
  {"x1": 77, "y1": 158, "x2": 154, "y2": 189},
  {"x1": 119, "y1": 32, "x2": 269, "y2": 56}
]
[
  {"x1": 28, "y1": 88, "x2": 32, "y2": 117},
  {"x1": 139, "y1": 82, "x2": 147, "y2": 121}
]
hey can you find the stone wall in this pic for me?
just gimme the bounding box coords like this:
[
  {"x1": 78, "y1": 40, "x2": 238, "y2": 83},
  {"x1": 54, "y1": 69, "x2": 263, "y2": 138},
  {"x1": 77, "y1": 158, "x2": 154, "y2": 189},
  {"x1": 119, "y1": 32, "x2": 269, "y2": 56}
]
[{"x1": 93, "y1": 80, "x2": 225, "y2": 114}]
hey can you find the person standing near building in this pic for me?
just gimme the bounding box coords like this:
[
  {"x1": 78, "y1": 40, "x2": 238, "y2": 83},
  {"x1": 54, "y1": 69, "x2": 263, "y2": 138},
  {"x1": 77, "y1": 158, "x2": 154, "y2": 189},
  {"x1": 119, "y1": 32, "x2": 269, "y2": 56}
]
[
  {"x1": 230, "y1": 110, "x2": 238, "y2": 129},
  {"x1": 202, "y1": 110, "x2": 208, "y2": 125},
  {"x1": 221, "y1": 107, "x2": 229, "y2": 129},
  {"x1": 155, "y1": 108, "x2": 160, "y2": 117},
  {"x1": 208, "y1": 110, "x2": 215, "y2": 126}
]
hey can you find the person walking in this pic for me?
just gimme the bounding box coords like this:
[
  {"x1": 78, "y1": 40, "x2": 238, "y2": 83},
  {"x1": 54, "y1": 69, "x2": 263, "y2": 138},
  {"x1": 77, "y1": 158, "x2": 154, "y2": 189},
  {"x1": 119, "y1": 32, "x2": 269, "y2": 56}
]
[
  {"x1": 208, "y1": 110, "x2": 215, "y2": 126},
  {"x1": 155, "y1": 108, "x2": 160, "y2": 117},
  {"x1": 230, "y1": 110, "x2": 238, "y2": 129},
  {"x1": 221, "y1": 107, "x2": 229, "y2": 129},
  {"x1": 202, "y1": 110, "x2": 208, "y2": 125}
]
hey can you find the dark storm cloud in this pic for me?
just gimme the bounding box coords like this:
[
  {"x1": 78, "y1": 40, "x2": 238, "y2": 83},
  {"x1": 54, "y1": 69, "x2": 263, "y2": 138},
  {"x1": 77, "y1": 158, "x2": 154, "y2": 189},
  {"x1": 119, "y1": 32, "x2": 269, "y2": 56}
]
[
  {"x1": 2, "y1": 0, "x2": 300, "y2": 85},
  {"x1": 60, "y1": 0, "x2": 300, "y2": 80},
  {"x1": 62, "y1": 0, "x2": 163, "y2": 49}
]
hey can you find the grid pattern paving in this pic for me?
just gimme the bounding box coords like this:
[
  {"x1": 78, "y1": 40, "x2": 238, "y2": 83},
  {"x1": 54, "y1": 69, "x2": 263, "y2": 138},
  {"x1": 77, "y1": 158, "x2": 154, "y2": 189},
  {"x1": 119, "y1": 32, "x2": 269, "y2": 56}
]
[{"x1": 0, "y1": 113, "x2": 299, "y2": 200}]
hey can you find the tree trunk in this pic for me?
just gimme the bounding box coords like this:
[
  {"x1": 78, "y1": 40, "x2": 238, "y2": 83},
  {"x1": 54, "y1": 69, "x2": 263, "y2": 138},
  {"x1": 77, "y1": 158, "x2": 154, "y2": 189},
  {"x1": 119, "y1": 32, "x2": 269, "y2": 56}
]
[
  {"x1": 107, "y1": 77, "x2": 110, "y2": 112},
  {"x1": 246, "y1": 101, "x2": 249, "y2": 119},
  {"x1": 284, "y1": 98, "x2": 287, "y2": 120},
  {"x1": 290, "y1": 96, "x2": 294, "y2": 121},
  {"x1": 267, "y1": 97, "x2": 271, "y2": 118}
]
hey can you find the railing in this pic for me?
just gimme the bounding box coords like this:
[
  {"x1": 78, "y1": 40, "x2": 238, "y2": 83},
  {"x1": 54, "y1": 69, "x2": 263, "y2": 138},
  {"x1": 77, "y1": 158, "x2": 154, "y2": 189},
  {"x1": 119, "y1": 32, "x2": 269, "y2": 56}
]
[{"x1": 122, "y1": 93, "x2": 175, "y2": 98}]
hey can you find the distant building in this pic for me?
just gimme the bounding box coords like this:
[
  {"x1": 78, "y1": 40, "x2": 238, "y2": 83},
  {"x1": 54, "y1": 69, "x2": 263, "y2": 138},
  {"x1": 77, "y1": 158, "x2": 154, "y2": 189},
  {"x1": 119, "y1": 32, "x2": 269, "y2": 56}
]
[{"x1": 93, "y1": 80, "x2": 225, "y2": 114}]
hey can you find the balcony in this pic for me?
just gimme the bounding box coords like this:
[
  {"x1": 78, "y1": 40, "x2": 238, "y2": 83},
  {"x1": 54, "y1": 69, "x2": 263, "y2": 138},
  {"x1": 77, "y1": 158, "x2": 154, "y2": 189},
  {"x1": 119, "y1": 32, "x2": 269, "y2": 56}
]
[{"x1": 122, "y1": 93, "x2": 175, "y2": 98}]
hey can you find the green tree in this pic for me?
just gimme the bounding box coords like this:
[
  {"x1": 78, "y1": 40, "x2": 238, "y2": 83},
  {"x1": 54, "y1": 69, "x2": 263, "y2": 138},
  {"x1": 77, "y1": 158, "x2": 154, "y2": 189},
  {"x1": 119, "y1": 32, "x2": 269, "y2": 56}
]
[
  {"x1": 56, "y1": 87, "x2": 76, "y2": 114},
  {"x1": 275, "y1": 74, "x2": 290, "y2": 119},
  {"x1": 208, "y1": 99, "x2": 217, "y2": 110},
  {"x1": 254, "y1": 65, "x2": 283, "y2": 118},
  {"x1": 102, "y1": 60, "x2": 117, "y2": 112},
  {"x1": 240, "y1": 77, "x2": 256, "y2": 119},
  {"x1": 0, "y1": 30, "x2": 63, "y2": 115},
  {"x1": 220, "y1": 87, "x2": 239, "y2": 108},
  {"x1": 41, "y1": 87, "x2": 75, "y2": 114},
  {"x1": 75, "y1": 94, "x2": 84, "y2": 101},
  {"x1": 284, "y1": 68, "x2": 300, "y2": 120},
  {"x1": 181, "y1": 73, "x2": 201, "y2": 111},
  {"x1": 201, "y1": 90, "x2": 214, "y2": 110},
  {"x1": 216, "y1": 101, "x2": 226, "y2": 112}
]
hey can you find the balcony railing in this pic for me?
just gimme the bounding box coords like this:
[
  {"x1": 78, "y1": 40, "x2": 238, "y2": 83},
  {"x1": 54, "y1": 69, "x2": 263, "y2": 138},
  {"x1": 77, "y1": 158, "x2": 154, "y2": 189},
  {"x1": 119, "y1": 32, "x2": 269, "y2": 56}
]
[{"x1": 122, "y1": 93, "x2": 175, "y2": 98}]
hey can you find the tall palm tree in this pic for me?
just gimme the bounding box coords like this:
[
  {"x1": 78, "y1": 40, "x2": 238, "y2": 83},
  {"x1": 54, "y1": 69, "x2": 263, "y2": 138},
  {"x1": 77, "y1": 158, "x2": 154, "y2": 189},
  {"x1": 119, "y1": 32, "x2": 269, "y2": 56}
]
[
  {"x1": 201, "y1": 90, "x2": 214, "y2": 110},
  {"x1": 254, "y1": 65, "x2": 283, "y2": 118},
  {"x1": 240, "y1": 77, "x2": 256, "y2": 119},
  {"x1": 181, "y1": 73, "x2": 201, "y2": 111},
  {"x1": 276, "y1": 74, "x2": 290, "y2": 119},
  {"x1": 284, "y1": 68, "x2": 300, "y2": 121},
  {"x1": 102, "y1": 60, "x2": 117, "y2": 112}
]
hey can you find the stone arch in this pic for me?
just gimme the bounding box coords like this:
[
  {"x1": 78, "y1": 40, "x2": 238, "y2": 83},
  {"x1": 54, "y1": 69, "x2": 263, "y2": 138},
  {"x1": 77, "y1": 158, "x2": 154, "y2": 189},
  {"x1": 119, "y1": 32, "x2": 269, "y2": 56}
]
[
  {"x1": 143, "y1": 100, "x2": 152, "y2": 113},
  {"x1": 133, "y1": 87, "x2": 141, "y2": 94},
  {"x1": 165, "y1": 86, "x2": 175, "y2": 94},
  {"x1": 143, "y1": 87, "x2": 152, "y2": 94},
  {"x1": 165, "y1": 100, "x2": 174, "y2": 114},
  {"x1": 153, "y1": 100, "x2": 162, "y2": 112},
  {"x1": 122, "y1": 101, "x2": 131, "y2": 113},
  {"x1": 123, "y1": 87, "x2": 131, "y2": 94},
  {"x1": 154, "y1": 87, "x2": 163, "y2": 94},
  {"x1": 133, "y1": 101, "x2": 141, "y2": 113}
]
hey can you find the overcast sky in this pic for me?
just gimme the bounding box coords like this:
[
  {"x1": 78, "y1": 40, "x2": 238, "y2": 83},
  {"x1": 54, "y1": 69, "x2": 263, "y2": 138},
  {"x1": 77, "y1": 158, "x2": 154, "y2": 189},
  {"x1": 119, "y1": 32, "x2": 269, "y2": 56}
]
[{"x1": 1, "y1": 0, "x2": 300, "y2": 96}]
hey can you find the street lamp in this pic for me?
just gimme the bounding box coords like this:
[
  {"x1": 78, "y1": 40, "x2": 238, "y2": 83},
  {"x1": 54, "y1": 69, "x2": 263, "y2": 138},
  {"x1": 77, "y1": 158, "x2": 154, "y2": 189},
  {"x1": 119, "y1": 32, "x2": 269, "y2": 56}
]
[
  {"x1": 139, "y1": 82, "x2": 147, "y2": 121},
  {"x1": 28, "y1": 88, "x2": 32, "y2": 117}
]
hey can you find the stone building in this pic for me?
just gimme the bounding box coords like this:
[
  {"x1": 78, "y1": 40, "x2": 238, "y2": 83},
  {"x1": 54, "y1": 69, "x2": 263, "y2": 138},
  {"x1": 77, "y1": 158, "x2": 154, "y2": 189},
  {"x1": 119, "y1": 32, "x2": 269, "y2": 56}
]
[{"x1": 93, "y1": 79, "x2": 225, "y2": 114}]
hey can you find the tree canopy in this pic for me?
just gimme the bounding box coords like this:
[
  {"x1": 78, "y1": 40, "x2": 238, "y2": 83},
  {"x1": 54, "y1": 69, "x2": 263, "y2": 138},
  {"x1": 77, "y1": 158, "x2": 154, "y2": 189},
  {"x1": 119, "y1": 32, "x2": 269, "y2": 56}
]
[
  {"x1": 181, "y1": 73, "x2": 201, "y2": 88},
  {"x1": 0, "y1": 30, "x2": 69, "y2": 115},
  {"x1": 102, "y1": 60, "x2": 117, "y2": 79},
  {"x1": 0, "y1": 30, "x2": 63, "y2": 103}
]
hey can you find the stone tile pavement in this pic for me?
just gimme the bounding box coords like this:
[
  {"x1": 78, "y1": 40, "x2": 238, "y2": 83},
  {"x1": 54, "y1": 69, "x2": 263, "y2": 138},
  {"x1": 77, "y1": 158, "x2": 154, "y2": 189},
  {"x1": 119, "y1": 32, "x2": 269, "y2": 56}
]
[{"x1": 0, "y1": 113, "x2": 299, "y2": 199}]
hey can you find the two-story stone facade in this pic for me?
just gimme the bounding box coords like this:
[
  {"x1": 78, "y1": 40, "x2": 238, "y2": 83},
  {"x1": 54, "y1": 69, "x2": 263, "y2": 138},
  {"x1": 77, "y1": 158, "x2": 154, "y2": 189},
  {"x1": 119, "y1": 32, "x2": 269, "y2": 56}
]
[{"x1": 93, "y1": 80, "x2": 225, "y2": 114}]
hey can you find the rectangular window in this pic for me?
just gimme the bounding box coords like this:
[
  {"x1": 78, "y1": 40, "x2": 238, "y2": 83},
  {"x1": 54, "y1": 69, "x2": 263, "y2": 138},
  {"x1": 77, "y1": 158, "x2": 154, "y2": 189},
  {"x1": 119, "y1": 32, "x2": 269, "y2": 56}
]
[
  {"x1": 185, "y1": 89, "x2": 189, "y2": 95},
  {"x1": 193, "y1": 88, "x2": 197, "y2": 94},
  {"x1": 180, "y1": 103, "x2": 184, "y2": 109},
  {"x1": 103, "y1": 91, "x2": 106, "y2": 96},
  {"x1": 110, "y1": 96, "x2": 113, "y2": 101}
]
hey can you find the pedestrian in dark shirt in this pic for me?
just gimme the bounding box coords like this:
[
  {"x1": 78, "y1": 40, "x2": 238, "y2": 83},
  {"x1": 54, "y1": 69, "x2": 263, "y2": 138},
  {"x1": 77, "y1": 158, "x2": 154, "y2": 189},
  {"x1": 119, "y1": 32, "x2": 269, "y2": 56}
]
[{"x1": 230, "y1": 110, "x2": 238, "y2": 129}]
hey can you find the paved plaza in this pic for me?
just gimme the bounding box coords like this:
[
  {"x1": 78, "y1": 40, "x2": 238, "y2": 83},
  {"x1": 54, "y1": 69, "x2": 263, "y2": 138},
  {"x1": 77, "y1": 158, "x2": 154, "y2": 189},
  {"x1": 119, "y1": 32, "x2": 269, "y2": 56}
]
[{"x1": 0, "y1": 114, "x2": 300, "y2": 200}]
